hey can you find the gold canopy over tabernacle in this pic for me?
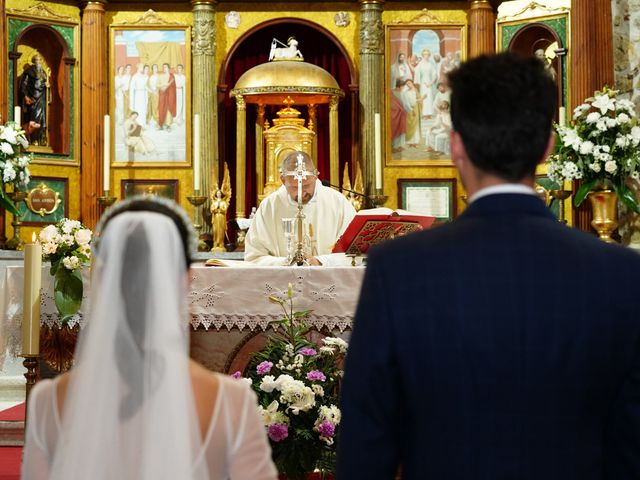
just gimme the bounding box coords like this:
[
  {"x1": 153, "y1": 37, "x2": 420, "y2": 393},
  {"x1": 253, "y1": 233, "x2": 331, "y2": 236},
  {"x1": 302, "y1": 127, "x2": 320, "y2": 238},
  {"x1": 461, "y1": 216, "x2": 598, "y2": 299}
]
[{"x1": 230, "y1": 60, "x2": 344, "y2": 104}]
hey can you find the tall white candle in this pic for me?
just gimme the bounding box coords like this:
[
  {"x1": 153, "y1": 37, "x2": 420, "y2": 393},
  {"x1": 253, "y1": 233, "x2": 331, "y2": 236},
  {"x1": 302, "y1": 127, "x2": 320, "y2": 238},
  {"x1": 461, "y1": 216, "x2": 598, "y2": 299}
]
[
  {"x1": 374, "y1": 113, "x2": 382, "y2": 190},
  {"x1": 14, "y1": 106, "x2": 21, "y2": 126},
  {"x1": 193, "y1": 114, "x2": 201, "y2": 191},
  {"x1": 22, "y1": 234, "x2": 42, "y2": 356},
  {"x1": 103, "y1": 114, "x2": 110, "y2": 191},
  {"x1": 559, "y1": 106, "x2": 566, "y2": 127}
]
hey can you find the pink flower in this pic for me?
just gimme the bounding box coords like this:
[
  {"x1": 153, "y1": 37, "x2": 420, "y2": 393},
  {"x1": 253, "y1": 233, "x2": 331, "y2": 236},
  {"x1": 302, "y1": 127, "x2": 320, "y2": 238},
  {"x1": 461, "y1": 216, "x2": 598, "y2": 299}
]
[
  {"x1": 256, "y1": 361, "x2": 274, "y2": 375},
  {"x1": 298, "y1": 347, "x2": 317, "y2": 356},
  {"x1": 231, "y1": 371, "x2": 242, "y2": 379},
  {"x1": 317, "y1": 420, "x2": 335, "y2": 438},
  {"x1": 306, "y1": 370, "x2": 326, "y2": 382},
  {"x1": 267, "y1": 423, "x2": 289, "y2": 442}
]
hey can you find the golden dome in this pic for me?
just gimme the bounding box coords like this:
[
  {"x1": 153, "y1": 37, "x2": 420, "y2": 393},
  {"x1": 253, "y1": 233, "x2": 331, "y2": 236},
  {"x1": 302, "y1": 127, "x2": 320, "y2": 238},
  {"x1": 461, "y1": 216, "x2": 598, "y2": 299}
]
[{"x1": 231, "y1": 60, "x2": 344, "y2": 105}]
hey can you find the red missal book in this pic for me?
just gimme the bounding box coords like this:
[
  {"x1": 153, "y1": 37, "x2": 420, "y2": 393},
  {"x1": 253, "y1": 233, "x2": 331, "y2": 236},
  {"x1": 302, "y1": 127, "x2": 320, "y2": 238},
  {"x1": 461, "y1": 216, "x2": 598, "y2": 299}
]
[{"x1": 332, "y1": 208, "x2": 435, "y2": 256}]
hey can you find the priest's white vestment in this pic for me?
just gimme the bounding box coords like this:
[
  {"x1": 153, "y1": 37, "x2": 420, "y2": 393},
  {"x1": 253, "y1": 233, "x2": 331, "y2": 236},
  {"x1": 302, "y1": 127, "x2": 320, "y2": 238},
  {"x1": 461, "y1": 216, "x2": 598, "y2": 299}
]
[{"x1": 244, "y1": 180, "x2": 356, "y2": 266}]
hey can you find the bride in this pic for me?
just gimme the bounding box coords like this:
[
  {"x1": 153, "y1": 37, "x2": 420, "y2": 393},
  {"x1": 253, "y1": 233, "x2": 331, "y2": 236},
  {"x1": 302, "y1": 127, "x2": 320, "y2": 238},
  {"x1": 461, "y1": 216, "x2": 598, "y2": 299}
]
[{"x1": 21, "y1": 196, "x2": 277, "y2": 479}]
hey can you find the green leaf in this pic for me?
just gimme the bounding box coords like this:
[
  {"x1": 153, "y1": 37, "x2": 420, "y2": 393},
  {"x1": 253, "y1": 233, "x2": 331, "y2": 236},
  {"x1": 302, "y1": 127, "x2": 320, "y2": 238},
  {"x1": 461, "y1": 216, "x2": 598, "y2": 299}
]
[
  {"x1": 54, "y1": 268, "x2": 83, "y2": 324},
  {"x1": 0, "y1": 188, "x2": 20, "y2": 216},
  {"x1": 574, "y1": 179, "x2": 599, "y2": 207},
  {"x1": 613, "y1": 183, "x2": 640, "y2": 214}
]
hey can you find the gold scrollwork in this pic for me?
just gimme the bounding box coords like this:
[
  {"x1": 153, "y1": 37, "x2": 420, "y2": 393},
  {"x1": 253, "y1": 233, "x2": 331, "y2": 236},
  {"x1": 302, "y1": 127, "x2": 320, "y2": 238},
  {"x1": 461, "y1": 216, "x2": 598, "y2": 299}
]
[
  {"x1": 25, "y1": 183, "x2": 62, "y2": 217},
  {"x1": 497, "y1": 1, "x2": 570, "y2": 21},
  {"x1": 193, "y1": 17, "x2": 216, "y2": 56},
  {"x1": 7, "y1": 2, "x2": 75, "y2": 22},
  {"x1": 391, "y1": 8, "x2": 460, "y2": 25},
  {"x1": 115, "y1": 9, "x2": 185, "y2": 26}
]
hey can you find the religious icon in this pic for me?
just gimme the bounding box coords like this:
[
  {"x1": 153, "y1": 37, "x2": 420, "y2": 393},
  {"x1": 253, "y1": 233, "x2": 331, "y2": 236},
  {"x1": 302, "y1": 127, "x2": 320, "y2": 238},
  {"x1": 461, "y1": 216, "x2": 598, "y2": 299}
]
[
  {"x1": 18, "y1": 53, "x2": 51, "y2": 146},
  {"x1": 268, "y1": 36, "x2": 304, "y2": 61},
  {"x1": 386, "y1": 24, "x2": 465, "y2": 166},
  {"x1": 111, "y1": 26, "x2": 190, "y2": 165}
]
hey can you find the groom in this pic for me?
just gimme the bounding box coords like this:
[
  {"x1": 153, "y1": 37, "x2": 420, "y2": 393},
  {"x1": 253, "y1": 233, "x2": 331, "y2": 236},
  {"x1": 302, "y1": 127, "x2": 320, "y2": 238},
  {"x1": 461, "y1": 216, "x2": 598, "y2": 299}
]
[{"x1": 337, "y1": 52, "x2": 640, "y2": 479}]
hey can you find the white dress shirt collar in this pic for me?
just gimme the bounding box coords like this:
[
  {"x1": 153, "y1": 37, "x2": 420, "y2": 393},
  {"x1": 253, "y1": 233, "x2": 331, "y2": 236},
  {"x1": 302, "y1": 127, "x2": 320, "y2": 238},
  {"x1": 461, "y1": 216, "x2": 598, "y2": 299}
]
[{"x1": 468, "y1": 183, "x2": 537, "y2": 204}]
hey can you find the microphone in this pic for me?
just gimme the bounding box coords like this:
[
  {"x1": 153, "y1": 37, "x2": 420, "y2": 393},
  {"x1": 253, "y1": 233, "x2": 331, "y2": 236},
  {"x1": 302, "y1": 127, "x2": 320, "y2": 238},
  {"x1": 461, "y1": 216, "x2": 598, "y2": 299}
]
[{"x1": 321, "y1": 179, "x2": 368, "y2": 199}]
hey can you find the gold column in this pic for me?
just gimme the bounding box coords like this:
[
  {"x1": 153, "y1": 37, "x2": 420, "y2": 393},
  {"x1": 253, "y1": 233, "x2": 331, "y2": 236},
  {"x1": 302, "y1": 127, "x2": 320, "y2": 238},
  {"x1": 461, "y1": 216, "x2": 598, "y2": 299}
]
[
  {"x1": 80, "y1": 1, "x2": 108, "y2": 229},
  {"x1": 0, "y1": 0, "x2": 7, "y2": 123},
  {"x1": 359, "y1": 0, "x2": 385, "y2": 194},
  {"x1": 329, "y1": 96, "x2": 339, "y2": 187},
  {"x1": 308, "y1": 104, "x2": 317, "y2": 165},
  {"x1": 235, "y1": 95, "x2": 246, "y2": 218},
  {"x1": 192, "y1": 0, "x2": 217, "y2": 232},
  {"x1": 468, "y1": 1, "x2": 495, "y2": 58},
  {"x1": 256, "y1": 104, "x2": 265, "y2": 199}
]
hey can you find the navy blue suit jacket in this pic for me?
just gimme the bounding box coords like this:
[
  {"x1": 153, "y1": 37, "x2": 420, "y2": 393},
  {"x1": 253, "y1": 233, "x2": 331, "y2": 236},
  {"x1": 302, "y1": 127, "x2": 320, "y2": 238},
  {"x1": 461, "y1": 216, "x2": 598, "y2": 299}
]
[{"x1": 337, "y1": 193, "x2": 640, "y2": 480}]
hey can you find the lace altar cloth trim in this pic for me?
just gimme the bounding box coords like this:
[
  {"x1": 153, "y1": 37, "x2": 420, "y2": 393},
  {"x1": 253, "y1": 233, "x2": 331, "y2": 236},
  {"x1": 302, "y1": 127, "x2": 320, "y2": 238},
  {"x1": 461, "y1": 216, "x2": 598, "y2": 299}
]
[{"x1": 1, "y1": 265, "x2": 364, "y2": 369}]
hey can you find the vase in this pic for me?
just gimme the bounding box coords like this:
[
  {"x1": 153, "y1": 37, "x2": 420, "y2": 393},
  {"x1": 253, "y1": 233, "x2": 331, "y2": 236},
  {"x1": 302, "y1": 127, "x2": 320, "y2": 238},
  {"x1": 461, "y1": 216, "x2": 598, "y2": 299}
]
[{"x1": 588, "y1": 189, "x2": 618, "y2": 243}]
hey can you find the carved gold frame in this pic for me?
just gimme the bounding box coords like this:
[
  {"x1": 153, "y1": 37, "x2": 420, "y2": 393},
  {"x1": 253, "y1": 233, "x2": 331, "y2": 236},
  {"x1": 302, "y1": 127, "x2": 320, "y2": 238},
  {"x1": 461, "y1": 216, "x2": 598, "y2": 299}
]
[
  {"x1": 109, "y1": 10, "x2": 191, "y2": 167},
  {"x1": 385, "y1": 12, "x2": 466, "y2": 167}
]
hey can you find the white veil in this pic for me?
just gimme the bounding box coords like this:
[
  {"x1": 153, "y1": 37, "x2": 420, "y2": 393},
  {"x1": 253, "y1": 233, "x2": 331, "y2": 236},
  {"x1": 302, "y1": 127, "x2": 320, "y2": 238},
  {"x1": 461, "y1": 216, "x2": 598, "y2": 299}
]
[{"x1": 50, "y1": 210, "x2": 209, "y2": 480}]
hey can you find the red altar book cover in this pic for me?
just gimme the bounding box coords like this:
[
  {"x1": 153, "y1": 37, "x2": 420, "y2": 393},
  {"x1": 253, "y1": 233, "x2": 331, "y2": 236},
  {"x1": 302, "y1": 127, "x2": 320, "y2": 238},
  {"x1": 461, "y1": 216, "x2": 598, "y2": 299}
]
[{"x1": 332, "y1": 208, "x2": 435, "y2": 256}]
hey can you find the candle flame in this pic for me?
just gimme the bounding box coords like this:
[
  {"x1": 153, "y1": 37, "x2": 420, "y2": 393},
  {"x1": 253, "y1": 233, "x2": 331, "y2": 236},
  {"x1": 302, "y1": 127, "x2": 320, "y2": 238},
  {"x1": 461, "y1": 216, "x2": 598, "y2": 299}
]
[{"x1": 32, "y1": 232, "x2": 36, "y2": 243}]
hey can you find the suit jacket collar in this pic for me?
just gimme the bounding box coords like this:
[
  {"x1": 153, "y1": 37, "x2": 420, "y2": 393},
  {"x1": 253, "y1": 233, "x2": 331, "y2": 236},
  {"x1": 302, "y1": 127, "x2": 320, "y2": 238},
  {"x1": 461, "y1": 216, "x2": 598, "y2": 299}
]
[{"x1": 460, "y1": 193, "x2": 556, "y2": 221}]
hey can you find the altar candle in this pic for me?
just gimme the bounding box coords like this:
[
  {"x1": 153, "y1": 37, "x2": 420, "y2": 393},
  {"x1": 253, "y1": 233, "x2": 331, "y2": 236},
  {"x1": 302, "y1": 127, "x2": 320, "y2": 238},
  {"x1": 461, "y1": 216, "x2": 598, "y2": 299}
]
[
  {"x1": 14, "y1": 106, "x2": 21, "y2": 126},
  {"x1": 103, "y1": 115, "x2": 110, "y2": 191},
  {"x1": 374, "y1": 113, "x2": 382, "y2": 190},
  {"x1": 193, "y1": 114, "x2": 201, "y2": 191},
  {"x1": 559, "y1": 107, "x2": 566, "y2": 127},
  {"x1": 22, "y1": 233, "x2": 41, "y2": 356}
]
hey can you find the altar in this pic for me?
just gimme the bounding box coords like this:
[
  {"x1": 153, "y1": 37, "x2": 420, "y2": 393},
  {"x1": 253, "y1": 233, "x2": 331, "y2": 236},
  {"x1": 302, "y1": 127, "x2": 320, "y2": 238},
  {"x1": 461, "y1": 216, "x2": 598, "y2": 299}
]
[{"x1": 0, "y1": 264, "x2": 365, "y2": 375}]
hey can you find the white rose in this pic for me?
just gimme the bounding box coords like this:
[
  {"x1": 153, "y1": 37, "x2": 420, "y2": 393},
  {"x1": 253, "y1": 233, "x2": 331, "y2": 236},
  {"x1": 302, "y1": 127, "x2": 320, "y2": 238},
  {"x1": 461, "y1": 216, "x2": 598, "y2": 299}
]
[
  {"x1": 0, "y1": 127, "x2": 17, "y2": 144},
  {"x1": 323, "y1": 336, "x2": 348, "y2": 353},
  {"x1": 617, "y1": 113, "x2": 631, "y2": 124},
  {"x1": 631, "y1": 126, "x2": 640, "y2": 141},
  {"x1": 61, "y1": 234, "x2": 75, "y2": 246},
  {"x1": 62, "y1": 255, "x2": 80, "y2": 270},
  {"x1": 311, "y1": 384, "x2": 325, "y2": 397},
  {"x1": 0, "y1": 142, "x2": 14, "y2": 155},
  {"x1": 74, "y1": 229, "x2": 92, "y2": 246},
  {"x1": 604, "y1": 160, "x2": 617, "y2": 174},
  {"x1": 585, "y1": 112, "x2": 601, "y2": 124},
  {"x1": 579, "y1": 141, "x2": 594, "y2": 155},
  {"x1": 606, "y1": 117, "x2": 617, "y2": 128},
  {"x1": 39, "y1": 225, "x2": 59, "y2": 244},
  {"x1": 589, "y1": 162, "x2": 602, "y2": 173},
  {"x1": 62, "y1": 219, "x2": 81, "y2": 234},
  {"x1": 616, "y1": 136, "x2": 629, "y2": 148},
  {"x1": 3, "y1": 164, "x2": 16, "y2": 183},
  {"x1": 595, "y1": 119, "x2": 608, "y2": 132},
  {"x1": 42, "y1": 242, "x2": 58, "y2": 255}
]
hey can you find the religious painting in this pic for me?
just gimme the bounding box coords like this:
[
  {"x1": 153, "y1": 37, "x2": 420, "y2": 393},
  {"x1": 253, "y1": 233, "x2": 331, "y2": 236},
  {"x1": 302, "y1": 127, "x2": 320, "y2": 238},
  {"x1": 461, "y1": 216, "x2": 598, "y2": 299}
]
[
  {"x1": 121, "y1": 179, "x2": 179, "y2": 201},
  {"x1": 398, "y1": 178, "x2": 456, "y2": 223},
  {"x1": 110, "y1": 20, "x2": 190, "y2": 166},
  {"x1": 386, "y1": 22, "x2": 466, "y2": 166},
  {"x1": 18, "y1": 177, "x2": 68, "y2": 225}
]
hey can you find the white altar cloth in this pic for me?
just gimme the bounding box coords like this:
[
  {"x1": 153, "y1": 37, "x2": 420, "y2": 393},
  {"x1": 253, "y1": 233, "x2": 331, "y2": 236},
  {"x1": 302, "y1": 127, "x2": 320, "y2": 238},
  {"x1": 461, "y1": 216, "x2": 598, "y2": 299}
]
[{"x1": 0, "y1": 265, "x2": 365, "y2": 369}]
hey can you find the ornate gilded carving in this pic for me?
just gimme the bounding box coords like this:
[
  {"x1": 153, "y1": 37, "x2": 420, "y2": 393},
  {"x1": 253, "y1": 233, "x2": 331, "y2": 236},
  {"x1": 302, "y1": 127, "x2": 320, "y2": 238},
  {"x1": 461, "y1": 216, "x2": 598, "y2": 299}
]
[
  {"x1": 8, "y1": 2, "x2": 75, "y2": 22},
  {"x1": 390, "y1": 8, "x2": 460, "y2": 25},
  {"x1": 193, "y1": 17, "x2": 216, "y2": 56},
  {"x1": 360, "y1": 18, "x2": 384, "y2": 55},
  {"x1": 497, "y1": 1, "x2": 570, "y2": 21},
  {"x1": 235, "y1": 95, "x2": 246, "y2": 110},
  {"x1": 114, "y1": 9, "x2": 184, "y2": 26}
]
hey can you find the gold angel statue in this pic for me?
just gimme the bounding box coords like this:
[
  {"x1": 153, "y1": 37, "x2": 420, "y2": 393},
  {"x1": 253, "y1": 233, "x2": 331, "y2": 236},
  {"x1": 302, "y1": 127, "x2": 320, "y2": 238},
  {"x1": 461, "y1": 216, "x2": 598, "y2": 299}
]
[{"x1": 211, "y1": 163, "x2": 232, "y2": 252}]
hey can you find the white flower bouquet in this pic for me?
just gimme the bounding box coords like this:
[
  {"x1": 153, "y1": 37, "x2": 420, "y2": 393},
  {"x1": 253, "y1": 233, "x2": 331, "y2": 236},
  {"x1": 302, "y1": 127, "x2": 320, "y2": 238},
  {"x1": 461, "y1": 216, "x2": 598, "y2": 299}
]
[
  {"x1": 39, "y1": 219, "x2": 93, "y2": 322},
  {"x1": 233, "y1": 284, "x2": 347, "y2": 479},
  {"x1": 0, "y1": 121, "x2": 32, "y2": 215},
  {"x1": 547, "y1": 87, "x2": 640, "y2": 212}
]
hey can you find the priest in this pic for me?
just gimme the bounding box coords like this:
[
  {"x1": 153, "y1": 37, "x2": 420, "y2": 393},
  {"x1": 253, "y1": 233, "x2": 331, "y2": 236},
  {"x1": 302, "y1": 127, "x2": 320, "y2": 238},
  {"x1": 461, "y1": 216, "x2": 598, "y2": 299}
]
[{"x1": 244, "y1": 151, "x2": 356, "y2": 266}]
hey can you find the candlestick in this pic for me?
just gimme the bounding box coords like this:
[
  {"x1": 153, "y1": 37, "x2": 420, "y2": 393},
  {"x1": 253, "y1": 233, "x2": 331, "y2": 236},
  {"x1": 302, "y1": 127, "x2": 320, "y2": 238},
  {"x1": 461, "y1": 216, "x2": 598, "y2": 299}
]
[
  {"x1": 187, "y1": 192, "x2": 207, "y2": 251},
  {"x1": 22, "y1": 235, "x2": 42, "y2": 356},
  {"x1": 374, "y1": 113, "x2": 382, "y2": 190},
  {"x1": 14, "y1": 106, "x2": 21, "y2": 126},
  {"x1": 103, "y1": 114, "x2": 110, "y2": 191},
  {"x1": 559, "y1": 107, "x2": 566, "y2": 127},
  {"x1": 98, "y1": 190, "x2": 117, "y2": 208},
  {"x1": 193, "y1": 114, "x2": 201, "y2": 190}
]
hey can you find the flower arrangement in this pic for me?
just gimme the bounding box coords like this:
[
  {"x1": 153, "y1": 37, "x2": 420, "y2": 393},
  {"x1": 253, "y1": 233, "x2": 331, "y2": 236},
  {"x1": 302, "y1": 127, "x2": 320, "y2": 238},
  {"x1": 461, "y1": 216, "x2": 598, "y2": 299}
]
[
  {"x1": 547, "y1": 86, "x2": 640, "y2": 212},
  {"x1": 0, "y1": 120, "x2": 32, "y2": 215},
  {"x1": 235, "y1": 284, "x2": 348, "y2": 479},
  {"x1": 39, "y1": 219, "x2": 93, "y2": 322}
]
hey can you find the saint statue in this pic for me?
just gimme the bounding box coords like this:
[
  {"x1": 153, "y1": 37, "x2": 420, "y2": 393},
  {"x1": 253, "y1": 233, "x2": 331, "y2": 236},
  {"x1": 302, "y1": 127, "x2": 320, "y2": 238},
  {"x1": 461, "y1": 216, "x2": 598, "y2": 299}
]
[
  {"x1": 211, "y1": 163, "x2": 232, "y2": 252},
  {"x1": 19, "y1": 54, "x2": 50, "y2": 145}
]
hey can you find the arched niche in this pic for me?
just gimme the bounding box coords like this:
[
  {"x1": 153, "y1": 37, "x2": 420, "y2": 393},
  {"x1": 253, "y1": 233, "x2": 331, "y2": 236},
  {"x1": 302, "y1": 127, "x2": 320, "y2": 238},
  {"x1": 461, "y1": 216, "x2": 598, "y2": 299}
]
[
  {"x1": 10, "y1": 24, "x2": 75, "y2": 155},
  {"x1": 508, "y1": 23, "x2": 566, "y2": 120},
  {"x1": 218, "y1": 18, "x2": 357, "y2": 218}
]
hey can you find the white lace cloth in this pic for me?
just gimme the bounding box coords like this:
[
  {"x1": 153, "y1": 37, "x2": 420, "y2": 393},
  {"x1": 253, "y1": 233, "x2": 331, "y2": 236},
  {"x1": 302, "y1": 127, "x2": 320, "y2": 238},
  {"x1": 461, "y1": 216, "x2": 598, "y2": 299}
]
[{"x1": 0, "y1": 265, "x2": 365, "y2": 369}]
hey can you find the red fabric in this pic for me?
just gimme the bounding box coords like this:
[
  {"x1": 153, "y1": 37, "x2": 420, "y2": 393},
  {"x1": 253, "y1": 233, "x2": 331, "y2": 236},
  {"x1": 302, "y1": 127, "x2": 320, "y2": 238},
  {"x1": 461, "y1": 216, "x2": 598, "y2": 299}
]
[
  {"x1": 390, "y1": 93, "x2": 407, "y2": 141},
  {"x1": 221, "y1": 22, "x2": 355, "y2": 218},
  {"x1": 0, "y1": 447, "x2": 21, "y2": 480},
  {"x1": 0, "y1": 403, "x2": 24, "y2": 422},
  {"x1": 158, "y1": 72, "x2": 177, "y2": 128}
]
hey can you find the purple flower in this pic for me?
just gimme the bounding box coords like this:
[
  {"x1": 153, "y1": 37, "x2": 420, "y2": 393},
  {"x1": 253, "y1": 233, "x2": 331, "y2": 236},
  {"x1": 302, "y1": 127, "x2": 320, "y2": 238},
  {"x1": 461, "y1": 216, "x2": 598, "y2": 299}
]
[
  {"x1": 298, "y1": 347, "x2": 317, "y2": 356},
  {"x1": 231, "y1": 371, "x2": 242, "y2": 379},
  {"x1": 317, "y1": 420, "x2": 335, "y2": 438},
  {"x1": 267, "y1": 423, "x2": 289, "y2": 442},
  {"x1": 256, "y1": 361, "x2": 273, "y2": 375},
  {"x1": 306, "y1": 370, "x2": 326, "y2": 382}
]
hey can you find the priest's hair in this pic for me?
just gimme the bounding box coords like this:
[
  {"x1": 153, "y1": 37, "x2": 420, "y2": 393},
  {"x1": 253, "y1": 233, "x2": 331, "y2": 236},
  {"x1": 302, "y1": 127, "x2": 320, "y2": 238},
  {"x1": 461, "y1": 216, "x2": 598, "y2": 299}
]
[{"x1": 279, "y1": 151, "x2": 318, "y2": 175}]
